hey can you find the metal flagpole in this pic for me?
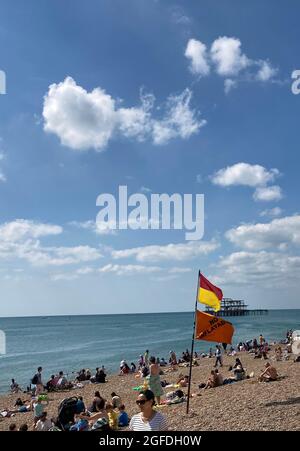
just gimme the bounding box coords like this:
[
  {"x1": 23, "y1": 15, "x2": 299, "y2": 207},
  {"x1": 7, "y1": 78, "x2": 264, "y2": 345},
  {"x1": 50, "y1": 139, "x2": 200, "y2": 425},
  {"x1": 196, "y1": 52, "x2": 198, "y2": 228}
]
[{"x1": 186, "y1": 270, "x2": 200, "y2": 414}]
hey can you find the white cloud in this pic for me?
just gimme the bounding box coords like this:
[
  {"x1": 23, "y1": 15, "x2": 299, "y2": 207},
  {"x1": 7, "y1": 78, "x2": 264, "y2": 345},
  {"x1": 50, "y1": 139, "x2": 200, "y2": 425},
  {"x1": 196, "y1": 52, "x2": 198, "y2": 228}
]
[
  {"x1": 214, "y1": 251, "x2": 300, "y2": 287},
  {"x1": 168, "y1": 267, "x2": 192, "y2": 274},
  {"x1": 185, "y1": 39, "x2": 210, "y2": 76},
  {"x1": 185, "y1": 37, "x2": 278, "y2": 92},
  {"x1": 111, "y1": 240, "x2": 219, "y2": 263},
  {"x1": 253, "y1": 185, "x2": 283, "y2": 202},
  {"x1": 256, "y1": 61, "x2": 277, "y2": 81},
  {"x1": 225, "y1": 215, "x2": 300, "y2": 250},
  {"x1": 0, "y1": 219, "x2": 62, "y2": 242},
  {"x1": 211, "y1": 37, "x2": 250, "y2": 76},
  {"x1": 211, "y1": 163, "x2": 279, "y2": 187},
  {"x1": 43, "y1": 77, "x2": 116, "y2": 151},
  {"x1": 0, "y1": 219, "x2": 102, "y2": 267},
  {"x1": 260, "y1": 207, "x2": 283, "y2": 218},
  {"x1": 43, "y1": 77, "x2": 205, "y2": 151},
  {"x1": 224, "y1": 79, "x2": 237, "y2": 94},
  {"x1": 69, "y1": 220, "x2": 117, "y2": 235},
  {"x1": 98, "y1": 264, "x2": 162, "y2": 276},
  {"x1": 152, "y1": 89, "x2": 206, "y2": 145}
]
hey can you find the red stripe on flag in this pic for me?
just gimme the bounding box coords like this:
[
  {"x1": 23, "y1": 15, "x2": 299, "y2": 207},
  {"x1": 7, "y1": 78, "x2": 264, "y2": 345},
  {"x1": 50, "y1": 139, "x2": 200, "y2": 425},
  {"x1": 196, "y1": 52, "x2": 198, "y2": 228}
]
[{"x1": 199, "y1": 274, "x2": 223, "y2": 301}]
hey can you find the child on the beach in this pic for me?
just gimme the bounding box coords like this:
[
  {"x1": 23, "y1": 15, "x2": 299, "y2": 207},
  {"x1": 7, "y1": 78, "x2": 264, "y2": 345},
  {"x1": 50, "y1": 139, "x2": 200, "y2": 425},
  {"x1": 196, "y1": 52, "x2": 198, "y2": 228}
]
[
  {"x1": 106, "y1": 403, "x2": 118, "y2": 430},
  {"x1": 111, "y1": 392, "x2": 122, "y2": 409},
  {"x1": 118, "y1": 404, "x2": 129, "y2": 427}
]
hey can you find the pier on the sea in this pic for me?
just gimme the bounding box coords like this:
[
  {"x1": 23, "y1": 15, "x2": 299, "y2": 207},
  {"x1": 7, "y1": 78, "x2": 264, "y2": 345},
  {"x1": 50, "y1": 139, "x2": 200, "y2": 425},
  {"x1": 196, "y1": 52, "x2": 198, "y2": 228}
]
[{"x1": 205, "y1": 298, "x2": 268, "y2": 317}]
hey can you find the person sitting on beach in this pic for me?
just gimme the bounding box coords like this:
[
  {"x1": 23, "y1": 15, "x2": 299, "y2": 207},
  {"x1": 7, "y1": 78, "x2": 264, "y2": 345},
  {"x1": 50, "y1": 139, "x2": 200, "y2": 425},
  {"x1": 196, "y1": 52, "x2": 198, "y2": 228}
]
[
  {"x1": 130, "y1": 390, "x2": 168, "y2": 431},
  {"x1": 169, "y1": 351, "x2": 177, "y2": 366},
  {"x1": 258, "y1": 362, "x2": 278, "y2": 382},
  {"x1": 131, "y1": 362, "x2": 137, "y2": 373},
  {"x1": 87, "y1": 391, "x2": 104, "y2": 413},
  {"x1": 35, "y1": 411, "x2": 53, "y2": 431},
  {"x1": 120, "y1": 363, "x2": 130, "y2": 375},
  {"x1": 95, "y1": 368, "x2": 107, "y2": 383},
  {"x1": 56, "y1": 371, "x2": 69, "y2": 389},
  {"x1": 75, "y1": 396, "x2": 85, "y2": 414},
  {"x1": 204, "y1": 370, "x2": 217, "y2": 389},
  {"x1": 69, "y1": 414, "x2": 89, "y2": 431},
  {"x1": 32, "y1": 397, "x2": 45, "y2": 426},
  {"x1": 84, "y1": 398, "x2": 108, "y2": 422},
  {"x1": 10, "y1": 379, "x2": 20, "y2": 393},
  {"x1": 118, "y1": 404, "x2": 129, "y2": 427},
  {"x1": 176, "y1": 375, "x2": 189, "y2": 388},
  {"x1": 46, "y1": 375, "x2": 58, "y2": 391},
  {"x1": 76, "y1": 369, "x2": 86, "y2": 382},
  {"x1": 160, "y1": 358, "x2": 167, "y2": 366},
  {"x1": 111, "y1": 392, "x2": 122, "y2": 409},
  {"x1": 106, "y1": 403, "x2": 118, "y2": 430}
]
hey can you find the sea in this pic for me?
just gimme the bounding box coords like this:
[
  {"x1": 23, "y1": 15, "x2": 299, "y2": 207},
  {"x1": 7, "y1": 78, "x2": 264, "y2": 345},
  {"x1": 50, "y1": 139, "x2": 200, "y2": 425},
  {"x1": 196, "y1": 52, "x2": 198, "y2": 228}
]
[{"x1": 0, "y1": 309, "x2": 299, "y2": 394}]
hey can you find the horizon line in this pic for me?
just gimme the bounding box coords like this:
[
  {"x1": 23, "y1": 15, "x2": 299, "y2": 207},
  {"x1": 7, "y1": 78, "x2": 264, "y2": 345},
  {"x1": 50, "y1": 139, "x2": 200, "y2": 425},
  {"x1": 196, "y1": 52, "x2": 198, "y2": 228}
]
[{"x1": 1, "y1": 307, "x2": 299, "y2": 320}]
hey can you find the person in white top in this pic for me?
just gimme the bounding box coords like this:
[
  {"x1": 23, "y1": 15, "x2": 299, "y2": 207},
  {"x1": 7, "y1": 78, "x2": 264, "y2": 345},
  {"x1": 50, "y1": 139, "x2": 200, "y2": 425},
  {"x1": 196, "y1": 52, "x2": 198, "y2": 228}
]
[
  {"x1": 34, "y1": 412, "x2": 53, "y2": 431},
  {"x1": 129, "y1": 390, "x2": 168, "y2": 431}
]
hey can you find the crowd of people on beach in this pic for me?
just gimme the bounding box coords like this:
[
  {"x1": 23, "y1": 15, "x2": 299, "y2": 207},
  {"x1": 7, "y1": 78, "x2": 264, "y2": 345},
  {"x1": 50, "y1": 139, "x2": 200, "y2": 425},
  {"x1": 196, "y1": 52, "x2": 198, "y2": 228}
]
[{"x1": 3, "y1": 329, "x2": 297, "y2": 431}]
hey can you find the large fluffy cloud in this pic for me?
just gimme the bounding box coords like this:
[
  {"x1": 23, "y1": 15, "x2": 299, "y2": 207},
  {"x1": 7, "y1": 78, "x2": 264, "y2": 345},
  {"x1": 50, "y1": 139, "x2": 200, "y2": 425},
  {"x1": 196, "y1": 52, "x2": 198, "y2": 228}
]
[
  {"x1": 43, "y1": 77, "x2": 205, "y2": 151},
  {"x1": 225, "y1": 215, "x2": 300, "y2": 250},
  {"x1": 214, "y1": 251, "x2": 300, "y2": 287}
]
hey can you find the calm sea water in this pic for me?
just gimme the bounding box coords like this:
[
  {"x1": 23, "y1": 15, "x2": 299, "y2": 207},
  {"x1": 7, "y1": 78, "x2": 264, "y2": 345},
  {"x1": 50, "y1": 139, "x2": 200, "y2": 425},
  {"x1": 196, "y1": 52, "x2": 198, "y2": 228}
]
[{"x1": 0, "y1": 310, "x2": 299, "y2": 393}]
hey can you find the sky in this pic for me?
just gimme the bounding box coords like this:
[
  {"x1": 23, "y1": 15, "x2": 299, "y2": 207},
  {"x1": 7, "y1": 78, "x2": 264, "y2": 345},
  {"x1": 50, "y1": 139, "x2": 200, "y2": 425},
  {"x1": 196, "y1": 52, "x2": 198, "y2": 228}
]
[{"x1": 0, "y1": 0, "x2": 300, "y2": 316}]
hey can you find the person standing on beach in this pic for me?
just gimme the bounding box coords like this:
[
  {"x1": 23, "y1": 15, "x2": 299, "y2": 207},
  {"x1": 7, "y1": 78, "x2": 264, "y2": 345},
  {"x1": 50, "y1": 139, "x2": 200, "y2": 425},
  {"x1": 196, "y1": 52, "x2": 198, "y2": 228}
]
[
  {"x1": 214, "y1": 345, "x2": 223, "y2": 367},
  {"x1": 32, "y1": 367, "x2": 43, "y2": 396},
  {"x1": 259, "y1": 334, "x2": 265, "y2": 346},
  {"x1": 144, "y1": 350, "x2": 149, "y2": 368},
  {"x1": 148, "y1": 356, "x2": 164, "y2": 405}
]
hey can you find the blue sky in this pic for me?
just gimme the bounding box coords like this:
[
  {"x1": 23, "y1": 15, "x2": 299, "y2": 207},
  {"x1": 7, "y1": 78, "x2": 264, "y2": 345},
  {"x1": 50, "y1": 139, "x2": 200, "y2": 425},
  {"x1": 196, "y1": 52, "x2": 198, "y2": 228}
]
[{"x1": 0, "y1": 0, "x2": 300, "y2": 316}]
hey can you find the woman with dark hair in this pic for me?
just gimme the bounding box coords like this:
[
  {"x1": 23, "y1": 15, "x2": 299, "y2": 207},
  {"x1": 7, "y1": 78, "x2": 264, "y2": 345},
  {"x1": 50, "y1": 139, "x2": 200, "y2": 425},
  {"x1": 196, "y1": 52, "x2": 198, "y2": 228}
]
[
  {"x1": 129, "y1": 390, "x2": 167, "y2": 431},
  {"x1": 148, "y1": 356, "x2": 163, "y2": 405}
]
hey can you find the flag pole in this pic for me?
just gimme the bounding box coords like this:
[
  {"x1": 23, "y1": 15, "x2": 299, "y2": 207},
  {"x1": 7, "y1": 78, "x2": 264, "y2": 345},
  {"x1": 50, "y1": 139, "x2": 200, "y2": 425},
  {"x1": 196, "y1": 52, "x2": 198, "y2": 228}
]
[{"x1": 186, "y1": 270, "x2": 200, "y2": 414}]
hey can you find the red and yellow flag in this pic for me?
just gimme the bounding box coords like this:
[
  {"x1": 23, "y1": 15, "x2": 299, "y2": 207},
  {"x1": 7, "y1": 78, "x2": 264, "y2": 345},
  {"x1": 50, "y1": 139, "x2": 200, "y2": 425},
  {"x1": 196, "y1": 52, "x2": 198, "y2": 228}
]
[
  {"x1": 198, "y1": 273, "x2": 223, "y2": 312},
  {"x1": 196, "y1": 310, "x2": 234, "y2": 344}
]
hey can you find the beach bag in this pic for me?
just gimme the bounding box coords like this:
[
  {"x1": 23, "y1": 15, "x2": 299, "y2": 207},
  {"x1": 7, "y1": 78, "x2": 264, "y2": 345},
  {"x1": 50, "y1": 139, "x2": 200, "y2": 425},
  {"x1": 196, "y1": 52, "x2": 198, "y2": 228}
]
[{"x1": 91, "y1": 417, "x2": 110, "y2": 431}]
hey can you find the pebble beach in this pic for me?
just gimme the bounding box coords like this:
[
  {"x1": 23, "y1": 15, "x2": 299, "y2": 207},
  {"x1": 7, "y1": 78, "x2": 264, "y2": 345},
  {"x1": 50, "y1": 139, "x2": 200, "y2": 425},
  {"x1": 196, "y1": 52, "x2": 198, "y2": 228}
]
[{"x1": 1, "y1": 345, "x2": 299, "y2": 431}]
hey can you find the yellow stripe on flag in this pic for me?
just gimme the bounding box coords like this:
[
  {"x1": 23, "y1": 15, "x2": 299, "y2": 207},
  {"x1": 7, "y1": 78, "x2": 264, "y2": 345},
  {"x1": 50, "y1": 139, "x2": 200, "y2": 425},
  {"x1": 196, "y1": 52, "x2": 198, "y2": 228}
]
[{"x1": 198, "y1": 287, "x2": 221, "y2": 312}]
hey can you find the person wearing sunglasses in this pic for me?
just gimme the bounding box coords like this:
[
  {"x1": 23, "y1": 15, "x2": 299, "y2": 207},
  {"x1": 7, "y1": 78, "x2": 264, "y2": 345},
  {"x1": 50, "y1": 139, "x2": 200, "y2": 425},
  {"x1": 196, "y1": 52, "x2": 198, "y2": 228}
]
[{"x1": 129, "y1": 390, "x2": 168, "y2": 431}]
